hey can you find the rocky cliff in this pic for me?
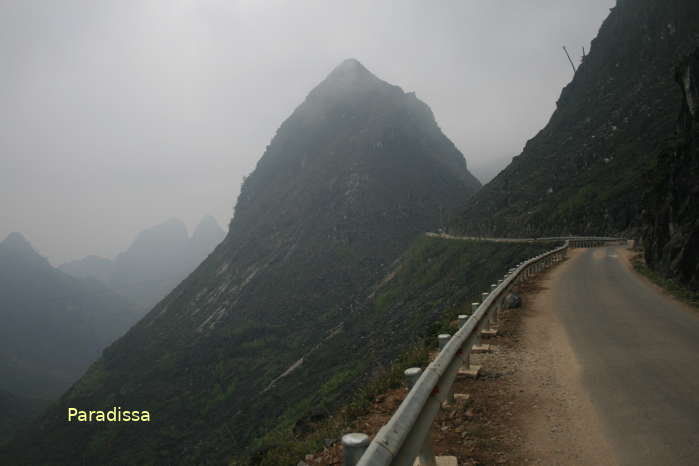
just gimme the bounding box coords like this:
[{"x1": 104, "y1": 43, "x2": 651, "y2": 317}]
[{"x1": 642, "y1": 48, "x2": 699, "y2": 291}]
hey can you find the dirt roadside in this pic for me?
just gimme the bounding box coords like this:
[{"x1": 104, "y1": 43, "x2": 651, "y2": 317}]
[{"x1": 306, "y1": 249, "x2": 617, "y2": 465}]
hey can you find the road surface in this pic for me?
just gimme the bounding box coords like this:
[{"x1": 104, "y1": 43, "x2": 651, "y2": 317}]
[{"x1": 553, "y1": 246, "x2": 699, "y2": 465}]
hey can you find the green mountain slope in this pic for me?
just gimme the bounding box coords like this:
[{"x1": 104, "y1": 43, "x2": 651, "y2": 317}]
[
  {"x1": 255, "y1": 236, "x2": 559, "y2": 465},
  {"x1": 452, "y1": 0, "x2": 699, "y2": 237},
  {"x1": 0, "y1": 389, "x2": 50, "y2": 447},
  {"x1": 4, "y1": 59, "x2": 480, "y2": 465}
]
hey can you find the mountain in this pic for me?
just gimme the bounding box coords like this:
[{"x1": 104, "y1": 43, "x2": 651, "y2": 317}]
[
  {"x1": 7, "y1": 59, "x2": 480, "y2": 465},
  {"x1": 0, "y1": 233, "x2": 134, "y2": 400},
  {"x1": 642, "y1": 47, "x2": 699, "y2": 292},
  {"x1": 452, "y1": 0, "x2": 699, "y2": 237},
  {"x1": 59, "y1": 255, "x2": 113, "y2": 284},
  {"x1": 0, "y1": 389, "x2": 50, "y2": 447},
  {"x1": 188, "y1": 215, "x2": 226, "y2": 267},
  {"x1": 109, "y1": 218, "x2": 191, "y2": 309},
  {"x1": 59, "y1": 216, "x2": 226, "y2": 312}
]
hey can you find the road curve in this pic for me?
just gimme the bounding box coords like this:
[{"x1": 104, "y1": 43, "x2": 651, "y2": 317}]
[{"x1": 553, "y1": 246, "x2": 699, "y2": 466}]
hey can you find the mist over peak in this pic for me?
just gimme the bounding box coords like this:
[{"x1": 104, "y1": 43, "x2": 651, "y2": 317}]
[{"x1": 0, "y1": 232, "x2": 36, "y2": 255}]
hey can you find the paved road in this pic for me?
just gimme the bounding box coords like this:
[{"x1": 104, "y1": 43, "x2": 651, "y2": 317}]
[{"x1": 553, "y1": 246, "x2": 699, "y2": 466}]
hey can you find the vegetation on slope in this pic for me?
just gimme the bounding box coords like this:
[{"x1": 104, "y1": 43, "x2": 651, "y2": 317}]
[
  {"x1": 252, "y1": 236, "x2": 559, "y2": 465},
  {"x1": 631, "y1": 254, "x2": 699, "y2": 308}
]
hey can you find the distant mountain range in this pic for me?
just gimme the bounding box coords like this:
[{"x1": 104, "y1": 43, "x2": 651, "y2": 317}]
[
  {"x1": 0, "y1": 232, "x2": 135, "y2": 400},
  {"x1": 59, "y1": 216, "x2": 226, "y2": 312}
]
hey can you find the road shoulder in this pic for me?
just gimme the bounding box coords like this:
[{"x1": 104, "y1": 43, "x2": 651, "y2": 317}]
[{"x1": 450, "y1": 250, "x2": 619, "y2": 465}]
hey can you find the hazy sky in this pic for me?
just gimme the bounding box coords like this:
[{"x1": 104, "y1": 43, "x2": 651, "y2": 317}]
[{"x1": 0, "y1": 0, "x2": 615, "y2": 265}]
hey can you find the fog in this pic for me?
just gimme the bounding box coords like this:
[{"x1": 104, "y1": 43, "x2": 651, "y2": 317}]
[{"x1": 0, "y1": 0, "x2": 615, "y2": 264}]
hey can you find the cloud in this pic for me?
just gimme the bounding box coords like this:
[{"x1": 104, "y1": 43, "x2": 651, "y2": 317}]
[{"x1": 0, "y1": 0, "x2": 614, "y2": 264}]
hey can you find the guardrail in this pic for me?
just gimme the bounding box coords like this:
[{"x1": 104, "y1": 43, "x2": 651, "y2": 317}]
[{"x1": 338, "y1": 236, "x2": 625, "y2": 466}]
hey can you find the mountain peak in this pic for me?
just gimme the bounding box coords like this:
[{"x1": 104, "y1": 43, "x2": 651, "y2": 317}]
[
  {"x1": 1, "y1": 232, "x2": 38, "y2": 256},
  {"x1": 135, "y1": 218, "x2": 188, "y2": 241},
  {"x1": 193, "y1": 215, "x2": 222, "y2": 233},
  {"x1": 191, "y1": 215, "x2": 226, "y2": 247},
  {"x1": 0, "y1": 232, "x2": 52, "y2": 274},
  {"x1": 326, "y1": 58, "x2": 378, "y2": 82},
  {"x1": 331, "y1": 58, "x2": 369, "y2": 75},
  {"x1": 308, "y1": 58, "x2": 389, "y2": 101}
]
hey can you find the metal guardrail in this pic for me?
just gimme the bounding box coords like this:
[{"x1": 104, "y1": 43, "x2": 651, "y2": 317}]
[{"x1": 339, "y1": 236, "x2": 625, "y2": 466}]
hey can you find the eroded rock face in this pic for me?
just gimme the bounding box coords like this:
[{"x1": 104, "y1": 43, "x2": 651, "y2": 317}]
[{"x1": 642, "y1": 48, "x2": 699, "y2": 292}]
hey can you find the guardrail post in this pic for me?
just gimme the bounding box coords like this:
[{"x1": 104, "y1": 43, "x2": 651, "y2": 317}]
[
  {"x1": 417, "y1": 437, "x2": 438, "y2": 466},
  {"x1": 481, "y1": 291, "x2": 491, "y2": 330},
  {"x1": 404, "y1": 366, "x2": 439, "y2": 465},
  {"x1": 405, "y1": 367, "x2": 422, "y2": 388},
  {"x1": 342, "y1": 433, "x2": 370, "y2": 466},
  {"x1": 468, "y1": 303, "x2": 488, "y2": 354},
  {"x1": 405, "y1": 362, "x2": 446, "y2": 463},
  {"x1": 480, "y1": 292, "x2": 498, "y2": 338},
  {"x1": 490, "y1": 284, "x2": 500, "y2": 324},
  {"x1": 458, "y1": 314, "x2": 468, "y2": 328},
  {"x1": 438, "y1": 334, "x2": 451, "y2": 351},
  {"x1": 470, "y1": 302, "x2": 480, "y2": 345},
  {"x1": 438, "y1": 334, "x2": 455, "y2": 404}
]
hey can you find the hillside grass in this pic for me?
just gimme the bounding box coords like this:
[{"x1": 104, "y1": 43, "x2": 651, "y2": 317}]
[
  {"x1": 252, "y1": 236, "x2": 560, "y2": 465},
  {"x1": 631, "y1": 254, "x2": 699, "y2": 308}
]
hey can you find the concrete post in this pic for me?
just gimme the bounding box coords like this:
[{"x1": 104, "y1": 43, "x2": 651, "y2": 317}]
[
  {"x1": 402, "y1": 367, "x2": 437, "y2": 466},
  {"x1": 417, "y1": 436, "x2": 438, "y2": 466},
  {"x1": 404, "y1": 367, "x2": 422, "y2": 388},
  {"x1": 481, "y1": 291, "x2": 491, "y2": 326},
  {"x1": 458, "y1": 314, "x2": 468, "y2": 328},
  {"x1": 342, "y1": 433, "x2": 370, "y2": 466},
  {"x1": 438, "y1": 334, "x2": 451, "y2": 351},
  {"x1": 490, "y1": 284, "x2": 499, "y2": 323},
  {"x1": 471, "y1": 302, "x2": 482, "y2": 347}
]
